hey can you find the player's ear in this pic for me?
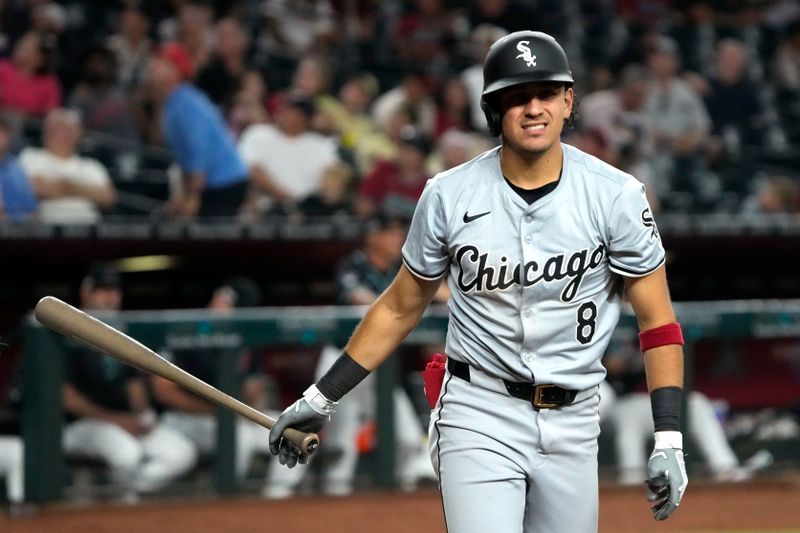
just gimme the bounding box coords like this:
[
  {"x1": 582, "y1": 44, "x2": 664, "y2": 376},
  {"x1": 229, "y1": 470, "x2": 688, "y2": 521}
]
[{"x1": 563, "y1": 85, "x2": 574, "y2": 119}]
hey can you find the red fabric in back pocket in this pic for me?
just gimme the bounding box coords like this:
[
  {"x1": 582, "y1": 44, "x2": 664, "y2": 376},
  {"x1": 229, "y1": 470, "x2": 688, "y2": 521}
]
[{"x1": 422, "y1": 353, "x2": 447, "y2": 409}]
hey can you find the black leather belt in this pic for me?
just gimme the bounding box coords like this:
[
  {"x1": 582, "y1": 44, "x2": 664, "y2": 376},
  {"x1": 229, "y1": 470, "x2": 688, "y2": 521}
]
[{"x1": 447, "y1": 358, "x2": 578, "y2": 409}]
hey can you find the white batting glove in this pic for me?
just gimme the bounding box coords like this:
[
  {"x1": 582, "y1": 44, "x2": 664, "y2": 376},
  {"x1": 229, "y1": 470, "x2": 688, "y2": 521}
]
[{"x1": 646, "y1": 431, "x2": 688, "y2": 521}]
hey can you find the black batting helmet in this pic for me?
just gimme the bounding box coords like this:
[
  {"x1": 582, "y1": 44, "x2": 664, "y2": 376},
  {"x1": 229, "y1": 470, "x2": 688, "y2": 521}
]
[{"x1": 481, "y1": 31, "x2": 573, "y2": 136}]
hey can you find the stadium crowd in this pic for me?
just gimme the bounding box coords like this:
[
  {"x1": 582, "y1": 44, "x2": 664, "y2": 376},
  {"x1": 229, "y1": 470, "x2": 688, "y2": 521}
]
[{"x1": 0, "y1": 0, "x2": 799, "y2": 224}]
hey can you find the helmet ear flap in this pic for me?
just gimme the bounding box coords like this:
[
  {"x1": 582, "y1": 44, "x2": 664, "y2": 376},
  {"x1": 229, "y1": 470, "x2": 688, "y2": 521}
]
[{"x1": 481, "y1": 98, "x2": 501, "y2": 137}]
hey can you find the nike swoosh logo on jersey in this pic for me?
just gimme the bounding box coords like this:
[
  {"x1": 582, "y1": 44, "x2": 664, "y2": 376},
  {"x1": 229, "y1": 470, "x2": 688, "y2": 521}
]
[{"x1": 463, "y1": 210, "x2": 491, "y2": 223}]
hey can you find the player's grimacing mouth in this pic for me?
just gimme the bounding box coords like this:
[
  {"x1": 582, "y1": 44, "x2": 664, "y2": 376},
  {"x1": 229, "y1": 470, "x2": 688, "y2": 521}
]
[{"x1": 522, "y1": 123, "x2": 547, "y2": 134}]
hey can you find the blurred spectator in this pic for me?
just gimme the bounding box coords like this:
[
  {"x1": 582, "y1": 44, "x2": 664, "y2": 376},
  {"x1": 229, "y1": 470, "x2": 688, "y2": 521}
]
[
  {"x1": 148, "y1": 43, "x2": 249, "y2": 218},
  {"x1": 0, "y1": 31, "x2": 61, "y2": 118},
  {"x1": 433, "y1": 76, "x2": 473, "y2": 139},
  {"x1": 195, "y1": 17, "x2": 251, "y2": 111},
  {"x1": 238, "y1": 95, "x2": 339, "y2": 217},
  {"x1": 389, "y1": 0, "x2": 464, "y2": 73},
  {"x1": 330, "y1": 0, "x2": 383, "y2": 74},
  {"x1": 171, "y1": 0, "x2": 215, "y2": 74},
  {"x1": 617, "y1": 0, "x2": 673, "y2": 32},
  {"x1": 581, "y1": 64, "x2": 655, "y2": 166},
  {"x1": 742, "y1": 174, "x2": 798, "y2": 214},
  {"x1": 0, "y1": 116, "x2": 37, "y2": 222},
  {"x1": 19, "y1": 108, "x2": 116, "y2": 225},
  {"x1": 356, "y1": 126, "x2": 431, "y2": 219},
  {"x1": 68, "y1": 45, "x2": 141, "y2": 145},
  {"x1": 151, "y1": 277, "x2": 303, "y2": 495},
  {"x1": 266, "y1": 55, "x2": 332, "y2": 116},
  {"x1": 426, "y1": 129, "x2": 489, "y2": 175},
  {"x1": 694, "y1": 39, "x2": 766, "y2": 194},
  {"x1": 354, "y1": 104, "x2": 415, "y2": 178},
  {"x1": 670, "y1": 0, "x2": 718, "y2": 78},
  {"x1": 772, "y1": 21, "x2": 800, "y2": 93},
  {"x1": 61, "y1": 264, "x2": 197, "y2": 502},
  {"x1": 292, "y1": 161, "x2": 356, "y2": 221},
  {"x1": 315, "y1": 71, "x2": 380, "y2": 153},
  {"x1": 254, "y1": 0, "x2": 338, "y2": 87},
  {"x1": 643, "y1": 36, "x2": 713, "y2": 203},
  {"x1": 264, "y1": 213, "x2": 434, "y2": 498},
  {"x1": 460, "y1": 24, "x2": 508, "y2": 132},
  {"x1": 259, "y1": 0, "x2": 338, "y2": 60},
  {"x1": 106, "y1": 6, "x2": 154, "y2": 93},
  {"x1": 701, "y1": 39, "x2": 764, "y2": 149},
  {"x1": 227, "y1": 69, "x2": 270, "y2": 139},
  {"x1": 580, "y1": 64, "x2": 660, "y2": 209},
  {"x1": 565, "y1": 127, "x2": 617, "y2": 171},
  {"x1": 466, "y1": 0, "x2": 535, "y2": 34},
  {"x1": 372, "y1": 68, "x2": 437, "y2": 138}
]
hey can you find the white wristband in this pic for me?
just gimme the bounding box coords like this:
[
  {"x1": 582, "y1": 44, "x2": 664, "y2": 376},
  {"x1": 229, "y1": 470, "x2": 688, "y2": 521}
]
[
  {"x1": 303, "y1": 384, "x2": 337, "y2": 416},
  {"x1": 654, "y1": 430, "x2": 683, "y2": 449}
]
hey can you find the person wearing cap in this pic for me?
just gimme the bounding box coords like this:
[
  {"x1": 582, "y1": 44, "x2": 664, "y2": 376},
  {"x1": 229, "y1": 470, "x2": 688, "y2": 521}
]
[
  {"x1": 237, "y1": 94, "x2": 339, "y2": 217},
  {"x1": 263, "y1": 213, "x2": 438, "y2": 499},
  {"x1": 355, "y1": 125, "x2": 432, "y2": 219},
  {"x1": 147, "y1": 42, "x2": 249, "y2": 219},
  {"x1": 268, "y1": 30, "x2": 686, "y2": 532},
  {"x1": 151, "y1": 278, "x2": 307, "y2": 496},
  {"x1": 61, "y1": 264, "x2": 197, "y2": 501}
]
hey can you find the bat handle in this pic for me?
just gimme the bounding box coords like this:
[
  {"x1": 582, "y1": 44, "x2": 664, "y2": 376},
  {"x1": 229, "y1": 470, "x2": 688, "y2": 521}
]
[{"x1": 284, "y1": 428, "x2": 320, "y2": 455}]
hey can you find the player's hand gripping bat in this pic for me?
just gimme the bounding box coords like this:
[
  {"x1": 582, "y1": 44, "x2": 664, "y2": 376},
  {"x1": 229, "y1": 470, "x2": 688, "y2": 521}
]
[{"x1": 34, "y1": 296, "x2": 319, "y2": 456}]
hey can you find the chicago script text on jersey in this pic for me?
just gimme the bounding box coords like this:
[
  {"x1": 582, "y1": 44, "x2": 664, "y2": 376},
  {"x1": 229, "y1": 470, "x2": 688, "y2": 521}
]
[{"x1": 455, "y1": 243, "x2": 606, "y2": 302}]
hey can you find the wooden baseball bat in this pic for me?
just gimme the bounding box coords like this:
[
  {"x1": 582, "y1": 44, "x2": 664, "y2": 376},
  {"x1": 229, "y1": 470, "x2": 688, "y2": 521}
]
[{"x1": 34, "y1": 296, "x2": 319, "y2": 456}]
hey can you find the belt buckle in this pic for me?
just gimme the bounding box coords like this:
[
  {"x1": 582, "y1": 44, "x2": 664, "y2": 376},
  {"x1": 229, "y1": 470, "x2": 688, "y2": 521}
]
[{"x1": 532, "y1": 384, "x2": 560, "y2": 409}]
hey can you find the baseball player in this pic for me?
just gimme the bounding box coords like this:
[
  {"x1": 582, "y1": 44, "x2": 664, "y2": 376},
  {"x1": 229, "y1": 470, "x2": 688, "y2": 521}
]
[
  {"x1": 268, "y1": 30, "x2": 687, "y2": 533},
  {"x1": 61, "y1": 264, "x2": 198, "y2": 501}
]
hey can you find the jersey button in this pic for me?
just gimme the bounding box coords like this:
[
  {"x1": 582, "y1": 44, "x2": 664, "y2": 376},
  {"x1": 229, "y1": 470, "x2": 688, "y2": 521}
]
[
  {"x1": 525, "y1": 216, "x2": 532, "y2": 223},
  {"x1": 524, "y1": 235, "x2": 532, "y2": 244},
  {"x1": 523, "y1": 352, "x2": 534, "y2": 362},
  {"x1": 523, "y1": 308, "x2": 532, "y2": 318}
]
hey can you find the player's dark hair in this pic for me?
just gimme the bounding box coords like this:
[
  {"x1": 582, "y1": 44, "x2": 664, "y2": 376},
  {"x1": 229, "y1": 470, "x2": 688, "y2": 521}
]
[{"x1": 565, "y1": 90, "x2": 580, "y2": 130}]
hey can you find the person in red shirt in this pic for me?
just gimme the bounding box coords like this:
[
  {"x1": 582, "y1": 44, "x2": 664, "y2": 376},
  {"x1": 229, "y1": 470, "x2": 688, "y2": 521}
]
[
  {"x1": 0, "y1": 31, "x2": 61, "y2": 117},
  {"x1": 356, "y1": 126, "x2": 431, "y2": 219}
]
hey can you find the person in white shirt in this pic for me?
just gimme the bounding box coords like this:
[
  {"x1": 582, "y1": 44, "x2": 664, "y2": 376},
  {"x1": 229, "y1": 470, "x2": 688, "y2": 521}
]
[
  {"x1": 238, "y1": 95, "x2": 339, "y2": 216},
  {"x1": 19, "y1": 108, "x2": 116, "y2": 224}
]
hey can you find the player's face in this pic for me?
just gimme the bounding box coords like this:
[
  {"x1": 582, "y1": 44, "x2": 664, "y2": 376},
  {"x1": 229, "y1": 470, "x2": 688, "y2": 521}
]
[
  {"x1": 83, "y1": 287, "x2": 122, "y2": 311},
  {"x1": 498, "y1": 82, "x2": 573, "y2": 157}
]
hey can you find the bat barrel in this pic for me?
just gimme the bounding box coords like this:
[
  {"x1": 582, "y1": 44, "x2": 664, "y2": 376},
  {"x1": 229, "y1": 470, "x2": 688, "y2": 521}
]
[{"x1": 34, "y1": 296, "x2": 319, "y2": 455}]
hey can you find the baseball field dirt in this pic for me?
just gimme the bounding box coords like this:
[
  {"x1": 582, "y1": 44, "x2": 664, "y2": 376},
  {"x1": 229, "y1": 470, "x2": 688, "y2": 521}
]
[{"x1": 2, "y1": 481, "x2": 799, "y2": 532}]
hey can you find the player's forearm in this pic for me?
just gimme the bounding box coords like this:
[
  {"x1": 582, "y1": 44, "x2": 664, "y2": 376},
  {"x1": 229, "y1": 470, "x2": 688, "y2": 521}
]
[
  {"x1": 153, "y1": 380, "x2": 214, "y2": 414},
  {"x1": 344, "y1": 293, "x2": 427, "y2": 371},
  {"x1": 62, "y1": 383, "x2": 120, "y2": 421},
  {"x1": 643, "y1": 344, "x2": 684, "y2": 391}
]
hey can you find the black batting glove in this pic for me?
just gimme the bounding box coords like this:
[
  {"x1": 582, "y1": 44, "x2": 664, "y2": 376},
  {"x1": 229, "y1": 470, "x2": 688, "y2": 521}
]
[{"x1": 268, "y1": 385, "x2": 334, "y2": 468}]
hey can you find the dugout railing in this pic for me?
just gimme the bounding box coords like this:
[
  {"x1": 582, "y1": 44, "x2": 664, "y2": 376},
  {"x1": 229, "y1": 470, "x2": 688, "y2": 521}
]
[{"x1": 21, "y1": 300, "x2": 800, "y2": 502}]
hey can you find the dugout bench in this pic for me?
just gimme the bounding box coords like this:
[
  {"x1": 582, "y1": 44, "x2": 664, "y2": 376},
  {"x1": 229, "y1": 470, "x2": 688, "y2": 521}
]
[{"x1": 22, "y1": 300, "x2": 800, "y2": 502}]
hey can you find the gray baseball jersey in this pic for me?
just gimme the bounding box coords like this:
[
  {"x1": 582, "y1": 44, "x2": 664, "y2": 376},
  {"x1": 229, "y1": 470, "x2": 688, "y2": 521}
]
[{"x1": 402, "y1": 143, "x2": 664, "y2": 390}]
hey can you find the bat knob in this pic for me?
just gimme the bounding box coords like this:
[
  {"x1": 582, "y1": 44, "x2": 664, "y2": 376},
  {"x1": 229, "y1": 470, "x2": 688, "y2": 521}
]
[{"x1": 303, "y1": 434, "x2": 320, "y2": 455}]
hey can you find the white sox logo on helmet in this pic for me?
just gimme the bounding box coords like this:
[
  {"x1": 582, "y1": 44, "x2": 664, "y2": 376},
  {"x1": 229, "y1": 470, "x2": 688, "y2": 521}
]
[{"x1": 515, "y1": 41, "x2": 537, "y2": 67}]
